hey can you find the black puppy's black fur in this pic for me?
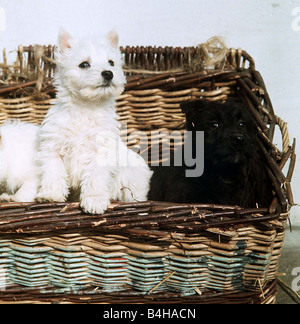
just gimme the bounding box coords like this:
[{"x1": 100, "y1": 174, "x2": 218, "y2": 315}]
[{"x1": 148, "y1": 100, "x2": 272, "y2": 208}]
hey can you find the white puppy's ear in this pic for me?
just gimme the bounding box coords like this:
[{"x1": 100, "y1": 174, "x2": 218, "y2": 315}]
[
  {"x1": 58, "y1": 27, "x2": 74, "y2": 52},
  {"x1": 107, "y1": 29, "x2": 119, "y2": 49}
]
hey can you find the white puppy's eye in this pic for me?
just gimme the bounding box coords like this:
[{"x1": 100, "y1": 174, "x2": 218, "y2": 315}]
[
  {"x1": 79, "y1": 61, "x2": 91, "y2": 69},
  {"x1": 108, "y1": 60, "x2": 114, "y2": 67}
]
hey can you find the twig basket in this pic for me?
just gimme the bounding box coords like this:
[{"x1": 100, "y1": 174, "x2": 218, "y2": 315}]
[{"x1": 0, "y1": 40, "x2": 296, "y2": 304}]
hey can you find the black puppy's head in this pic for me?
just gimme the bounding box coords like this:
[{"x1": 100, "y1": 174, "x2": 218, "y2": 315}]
[{"x1": 181, "y1": 100, "x2": 258, "y2": 166}]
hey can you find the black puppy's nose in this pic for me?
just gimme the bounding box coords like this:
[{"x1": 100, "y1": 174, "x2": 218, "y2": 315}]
[
  {"x1": 101, "y1": 70, "x2": 114, "y2": 81},
  {"x1": 234, "y1": 135, "x2": 245, "y2": 145}
]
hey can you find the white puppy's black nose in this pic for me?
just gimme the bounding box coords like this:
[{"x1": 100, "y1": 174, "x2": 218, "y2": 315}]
[{"x1": 102, "y1": 70, "x2": 114, "y2": 82}]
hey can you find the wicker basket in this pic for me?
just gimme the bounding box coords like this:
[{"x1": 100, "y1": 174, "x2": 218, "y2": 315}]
[{"x1": 0, "y1": 41, "x2": 296, "y2": 304}]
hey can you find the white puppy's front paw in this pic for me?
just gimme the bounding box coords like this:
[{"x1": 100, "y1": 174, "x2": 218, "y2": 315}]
[
  {"x1": 14, "y1": 192, "x2": 37, "y2": 203},
  {"x1": 80, "y1": 195, "x2": 110, "y2": 214},
  {"x1": 0, "y1": 193, "x2": 15, "y2": 202},
  {"x1": 36, "y1": 191, "x2": 66, "y2": 203}
]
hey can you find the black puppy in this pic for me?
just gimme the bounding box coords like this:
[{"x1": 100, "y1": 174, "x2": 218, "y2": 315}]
[{"x1": 148, "y1": 100, "x2": 272, "y2": 208}]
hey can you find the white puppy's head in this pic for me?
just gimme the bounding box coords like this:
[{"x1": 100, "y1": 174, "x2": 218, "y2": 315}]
[{"x1": 55, "y1": 28, "x2": 126, "y2": 101}]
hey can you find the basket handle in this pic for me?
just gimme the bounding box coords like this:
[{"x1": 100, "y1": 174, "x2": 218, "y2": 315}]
[
  {"x1": 275, "y1": 115, "x2": 290, "y2": 153},
  {"x1": 274, "y1": 115, "x2": 296, "y2": 207}
]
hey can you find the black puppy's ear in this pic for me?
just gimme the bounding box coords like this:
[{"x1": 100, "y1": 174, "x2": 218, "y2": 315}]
[
  {"x1": 181, "y1": 100, "x2": 209, "y2": 130},
  {"x1": 180, "y1": 100, "x2": 209, "y2": 115}
]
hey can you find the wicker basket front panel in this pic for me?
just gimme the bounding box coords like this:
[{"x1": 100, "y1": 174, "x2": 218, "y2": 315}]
[{"x1": 0, "y1": 219, "x2": 286, "y2": 297}]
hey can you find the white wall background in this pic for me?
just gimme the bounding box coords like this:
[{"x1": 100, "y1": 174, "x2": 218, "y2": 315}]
[{"x1": 0, "y1": 0, "x2": 299, "y2": 222}]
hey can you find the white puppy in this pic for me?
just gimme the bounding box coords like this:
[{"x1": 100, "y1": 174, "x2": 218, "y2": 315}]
[
  {"x1": 36, "y1": 28, "x2": 152, "y2": 214},
  {"x1": 0, "y1": 120, "x2": 39, "y2": 202}
]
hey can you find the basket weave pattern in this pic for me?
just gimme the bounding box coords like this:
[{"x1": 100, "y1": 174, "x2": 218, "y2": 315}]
[{"x1": 0, "y1": 43, "x2": 296, "y2": 304}]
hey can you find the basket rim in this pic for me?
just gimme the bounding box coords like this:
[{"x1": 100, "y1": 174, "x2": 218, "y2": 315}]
[{"x1": 0, "y1": 200, "x2": 290, "y2": 235}]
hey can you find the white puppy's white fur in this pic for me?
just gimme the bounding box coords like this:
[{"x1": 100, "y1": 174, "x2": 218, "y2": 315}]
[
  {"x1": 0, "y1": 120, "x2": 39, "y2": 202},
  {"x1": 36, "y1": 28, "x2": 152, "y2": 214}
]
